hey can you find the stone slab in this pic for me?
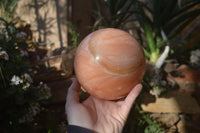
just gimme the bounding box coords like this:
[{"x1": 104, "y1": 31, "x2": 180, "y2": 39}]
[
  {"x1": 150, "y1": 113, "x2": 179, "y2": 127},
  {"x1": 177, "y1": 114, "x2": 200, "y2": 133},
  {"x1": 141, "y1": 91, "x2": 200, "y2": 113}
]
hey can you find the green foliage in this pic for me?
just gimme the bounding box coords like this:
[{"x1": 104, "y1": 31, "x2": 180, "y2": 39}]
[
  {"x1": 133, "y1": 0, "x2": 200, "y2": 62},
  {"x1": 67, "y1": 21, "x2": 80, "y2": 46},
  {"x1": 0, "y1": 18, "x2": 51, "y2": 132},
  {"x1": 90, "y1": 0, "x2": 137, "y2": 30},
  {"x1": 0, "y1": 0, "x2": 19, "y2": 13},
  {"x1": 124, "y1": 105, "x2": 165, "y2": 133},
  {"x1": 0, "y1": 0, "x2": 19, "y2": 21},
  {"x1": 90, "y1": 0, "x2": 200, "y2": 63},
  {"x1": 138, "y1": 109, "x2": 165, "y2": 133}
]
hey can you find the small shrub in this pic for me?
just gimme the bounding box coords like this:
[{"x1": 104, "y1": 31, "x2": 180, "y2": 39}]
[{"x1": 0, "y1": 18, "x2": 52, "y2": 133}]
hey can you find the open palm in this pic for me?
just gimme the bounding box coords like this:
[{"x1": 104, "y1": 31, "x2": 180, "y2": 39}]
[{"x1": 66, "y1": 79, "x2": 142, "y2": 133}]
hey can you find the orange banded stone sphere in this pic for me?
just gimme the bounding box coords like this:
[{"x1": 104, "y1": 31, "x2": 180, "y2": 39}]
[{"x1": 74, "y1": 28, "x2": 146, "y2": 100}]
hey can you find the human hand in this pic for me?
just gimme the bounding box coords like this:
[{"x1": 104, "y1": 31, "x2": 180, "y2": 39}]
[{"x1": 65, "y1": 78, "x2": 142, "y2": 133}]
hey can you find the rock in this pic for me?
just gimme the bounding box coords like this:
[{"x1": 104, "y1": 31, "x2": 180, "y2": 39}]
[
  {"x1": 47, "y1": 55, "x2": 63, "y2": 70},
  {"x1": 192, "y1": 86, "x2": 200, "y2": 106},
  {"x1": 170, "y1": 64, "x2": 200, "y2": 93},
  {"x1": 164, "y1": 59, "x2": 179, "y2": 73},
  {"x1": 33, "y1": 55, "x2": 63, "y2": 71},
  {"x1": 166, "y1": 125, "x2": 177, "y2": 133},
  {"x1": 150, "y1": 113, "x2": 179, "y2": 127},
  {"x1": 141, "y1": 91, "x2": 200, "y2": 113},
  {"x1": 177, "y1": 114, "x2": 200, "y2": 133},
  {"x1": 34, "y1": 69, "x2": 68, "y2": 83},
  {"x1": 61, "y1": 47, "x2": 77, "y2": 78},
  {"x1": 38, "y1": 47, "x2": 76, "y2": 72},
  {"x1": 50, "y1": 47, "x2": 68, "y2": 56},
  {"x1": 190, "y1": 49, "x2": 200, "y2": 69},
  {"x1": 174, "y1": 65, "x2": 200, "y2": 83},
  {"x1": 33, "y1": 47, "x2": 77, "y2": 82}
]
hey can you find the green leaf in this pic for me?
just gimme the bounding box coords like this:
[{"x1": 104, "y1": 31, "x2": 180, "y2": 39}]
[
  {"x1": 8, "y1": 0, "x2": 19, "y2": 12},
  {"x1": 93, "y1": 17, "x2": 103, "y2": 30},
  {"x1": 157, "y1": 39, "x2": 185, "y2": 48},
  {"x1": 165, "y1": 9, "x2": 200, "y2": 32},
  {"x1": 144, "y1": 23, "x2": 156, "y2": 53},
  {"x1": 108, "y1": 0, "x2": 117, "y2": 16},
  {"x1": 115, "y1": 0, "x2": 128, "y2": 12},
  {"x1": 117, "y1": 0, "x2": 134, "y2": 20},
  {"x1": 137, "y1": 28, "x2": 143, "y2": 46},
  {"x1": 143, "y1": 48, "x2": 151, "y2": 59},
  {"x1": 158, "y1": 0, "x2": 177, "y2": 26},
  {"x1": 170, "y1": 0, "x2": 200, "y2": 20},
  {"x1": 0, "y1": 17, "x2": 8, "y2": 25},
  {"x1": 169, "y1": 16, "x2": 197, "y2": 39},
  {"x1": 3, "y1": 0, "x2": 8, "y2": 9}
]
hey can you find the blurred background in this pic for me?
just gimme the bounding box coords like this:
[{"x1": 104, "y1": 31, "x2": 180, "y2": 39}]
[{"x1": 0, "y1": 0, "x2": 200, "y2": 132}]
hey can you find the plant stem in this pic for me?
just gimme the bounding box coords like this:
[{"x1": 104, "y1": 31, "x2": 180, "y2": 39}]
[
  {"x1": 155, "y1": 29, "x2": 170, "y2": 68},
  {"x1": 150, "y1": 52, "x2": 159, "y2": 63},
  {"x1": 155, "y1": 45, "x2": 170, "y2": 68},
  {"x1": 144, "y1": 23, "x2": 160, "y2": 63},
  {"x1": 144, "y1": 23, "x2": 156, "y2": 54},
  {"x1": 0, "y1": 66, "x2": 6, "y2": 88}
]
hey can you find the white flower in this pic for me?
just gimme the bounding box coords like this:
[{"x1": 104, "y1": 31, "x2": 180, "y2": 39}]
[
  {"x1": 18, "y1": 103, "x2": 41, "y2": 123},
  {"x1": 16, "y1": 32, "x2": 27, "y2": 39},
  {"x1": 29, "y1": 103, "x2": 40, "y2": 117},
  {"x1": 0, "y1": 50, "x2": 9, "y2": 60},
  {"x1": 22, "y1": 82, "x2": 30, "y2": 91},
  {"x1": 38, "y1": 82, "x2": 52, "y2": 100},
  {"x1": 22, "y1": 73, "x2": 33, "y2": 83},
  {"x1": 20, "y1": 50, "x2": 28, "y2": 57},
  {"x1": 150, "y1": 87, "x2": 165, "y2": 97},
  {"x1": 11, "y1": 75, "x2": 23, "y2": 85},
  {"x1": 43, "y1": 84, "x2": 52, "y2": 99}
]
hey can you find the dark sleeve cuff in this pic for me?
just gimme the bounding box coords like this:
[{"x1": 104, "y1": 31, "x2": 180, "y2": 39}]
[{"x1": 67, "y1": 125, "x2": 94, "y2": 133}]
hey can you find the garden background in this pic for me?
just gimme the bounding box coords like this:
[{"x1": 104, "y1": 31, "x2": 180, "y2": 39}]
[{"x1": 0, "y1": 0, "x2": 200, "y2": 132}]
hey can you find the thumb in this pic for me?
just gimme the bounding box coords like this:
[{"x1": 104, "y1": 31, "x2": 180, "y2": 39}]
[
  {"x1": 120, "y1": 84, "x2": 142, "y2": 120},
  {"x1": 66, "y1": 78, "x2": 80, "y2": 107}
]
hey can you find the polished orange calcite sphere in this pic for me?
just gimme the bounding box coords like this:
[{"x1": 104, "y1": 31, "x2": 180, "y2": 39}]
[{"x1": 74, "y1": 28, "x2": 146, "y2": 100}]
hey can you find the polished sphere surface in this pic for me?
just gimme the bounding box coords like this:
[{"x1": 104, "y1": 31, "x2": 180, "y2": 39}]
[{"x1": 74, "y1": 28, "x2": 146, "y2": 100}]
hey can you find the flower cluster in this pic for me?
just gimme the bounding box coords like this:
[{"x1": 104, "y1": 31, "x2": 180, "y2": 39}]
[
  {"x1": 10, "y1": 75, "x2": 23, "y2": 85},
  {"x1": 17, "y1": 81, "x2": 52, "y2": 123},
  {"x1": 0, "y1": 18, "x2": 52, "y2": 130},
  {"x1": 0, "y1": 47, "x2": 9, "y2": 60},
  {"x1": 16, "y1": 31, "x2": 27, "y2": 39},
  {"x1": 20, "y1": 49, "x2": 28, "y2": 57},
  {"x1": 18, "y1": 103, "x2": 41, "y2": 123},
  {"x1": 10, "y1": 73, "x2": 33, "y2": 91},
  {"x1": 149, "y1": 86, "x2": 166, "y2": 97},
  {"x1": 37, "y1": 82, "x2": 52, "y2": 100}
]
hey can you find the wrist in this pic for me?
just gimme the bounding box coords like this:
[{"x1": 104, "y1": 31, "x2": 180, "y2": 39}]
[{"x1": 67, "y1": 125, "x2": 95, "y2": 133}]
